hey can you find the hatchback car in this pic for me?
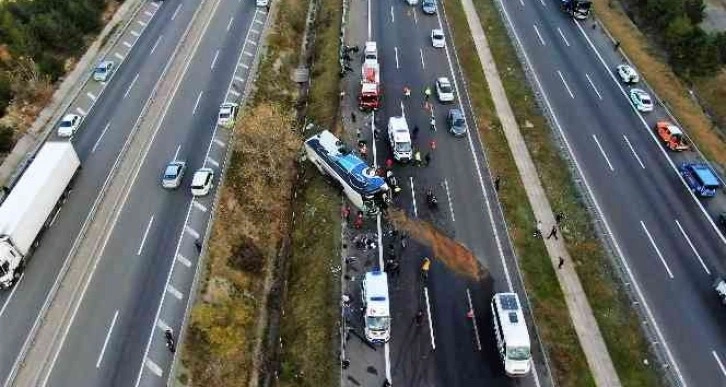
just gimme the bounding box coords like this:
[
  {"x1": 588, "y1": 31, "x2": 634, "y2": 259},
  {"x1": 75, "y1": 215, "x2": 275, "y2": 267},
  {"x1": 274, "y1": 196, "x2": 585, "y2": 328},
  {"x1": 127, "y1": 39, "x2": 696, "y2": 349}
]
[
  {"x1": 57, "y1": 114, "x2": 83, "y2": 137},
  {"x1": 217, "y1": 103, "x2": 239, "y2": 128},
  {"x1": 93, "y1": 61, "x2": 115, "y2": 82},
  {"x1": 435, "y1": 77, "x2": 454, "y2": 102},
  {"x1": 422, "y1": 0, "x2": 436, "y2": 14},
  {"x1": 161, "y1": 161, "x2": 186, "y2": 189},
  {"x1": 616, "y1": 64, "x2": 639, "y2": 84},
  {"x1": 447, "y1": 108, "x2": 467, "y2": 137},
  {"x1": 431, "y1": 29, "x2": 445, "y2": 48},
  {"x1": 191, "y1": 168, "x2": 215, "y2": 197},
  {"x1": 629, "y1": 88, "x2": 653, "y2": 112}
]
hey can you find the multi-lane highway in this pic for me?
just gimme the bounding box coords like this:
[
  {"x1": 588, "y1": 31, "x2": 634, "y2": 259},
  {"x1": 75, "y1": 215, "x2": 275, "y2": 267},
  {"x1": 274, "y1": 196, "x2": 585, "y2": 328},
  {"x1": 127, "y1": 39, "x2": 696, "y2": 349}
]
[
  {"x1": 0, "y1": 0, "x2": 267, "y2": 386},
  {"x1": 496, "y1": 0, "x2": 726, "y2": 385}
]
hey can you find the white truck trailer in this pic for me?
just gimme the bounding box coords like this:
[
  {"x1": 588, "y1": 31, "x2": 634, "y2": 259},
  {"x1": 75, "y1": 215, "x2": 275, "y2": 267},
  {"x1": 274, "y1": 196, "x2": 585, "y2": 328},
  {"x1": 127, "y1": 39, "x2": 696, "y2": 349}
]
[{"x1": 0, "y1": 142, "x2": 81, "y2": 288}]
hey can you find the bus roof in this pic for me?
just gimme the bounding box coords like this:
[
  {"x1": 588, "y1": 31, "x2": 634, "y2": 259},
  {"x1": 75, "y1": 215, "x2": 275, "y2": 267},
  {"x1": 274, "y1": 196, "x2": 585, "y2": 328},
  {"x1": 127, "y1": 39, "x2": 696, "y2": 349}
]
[{"x1": 493, "y1": 293, "x2": 531, "y2": 348}]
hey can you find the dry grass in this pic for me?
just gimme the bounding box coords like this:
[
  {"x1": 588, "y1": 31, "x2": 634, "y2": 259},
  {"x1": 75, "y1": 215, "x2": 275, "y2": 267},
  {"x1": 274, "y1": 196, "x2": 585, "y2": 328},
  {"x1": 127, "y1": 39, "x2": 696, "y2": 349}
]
[
  {"x1": 693, "y1": 68, "x2": 726, "y2": 131},
  {"x1": 592, "y1": 0, "x2": 726, "y2": 166}
]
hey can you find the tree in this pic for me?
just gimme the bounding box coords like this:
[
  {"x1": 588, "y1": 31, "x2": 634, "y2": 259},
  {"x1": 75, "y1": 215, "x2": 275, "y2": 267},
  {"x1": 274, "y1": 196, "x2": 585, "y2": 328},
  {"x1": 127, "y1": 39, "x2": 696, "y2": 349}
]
[{"x1": 684, "y1": 0, "x2": 706, "y2": 24}]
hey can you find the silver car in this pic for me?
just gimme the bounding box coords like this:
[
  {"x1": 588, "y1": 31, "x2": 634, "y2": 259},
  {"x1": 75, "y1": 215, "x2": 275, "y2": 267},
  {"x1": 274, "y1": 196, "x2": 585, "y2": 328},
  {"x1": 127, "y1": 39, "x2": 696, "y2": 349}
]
[
  {"x1": 93, "y1": 61, "x2": 115, "y2": 82},
  {"x1": 162, "y1": 161, "x2": 186, "y2": 189}
]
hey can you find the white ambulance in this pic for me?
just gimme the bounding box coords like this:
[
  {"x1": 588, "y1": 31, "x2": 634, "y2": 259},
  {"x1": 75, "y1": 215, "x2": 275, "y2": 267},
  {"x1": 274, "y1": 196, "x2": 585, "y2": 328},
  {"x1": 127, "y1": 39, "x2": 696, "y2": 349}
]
[{"x1": 361, "y1": 271, "x2": 391, "y2": 343}]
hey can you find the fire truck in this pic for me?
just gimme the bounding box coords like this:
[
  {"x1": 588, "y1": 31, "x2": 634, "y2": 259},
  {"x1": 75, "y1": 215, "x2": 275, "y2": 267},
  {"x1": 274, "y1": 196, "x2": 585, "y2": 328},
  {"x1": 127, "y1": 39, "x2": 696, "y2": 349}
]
[
  {"x1": 655, "y1": 121, "x2": 690, "y2": 151},
  {"x1": 359, "y1": 42, "x2": 381, "y2": 110}
]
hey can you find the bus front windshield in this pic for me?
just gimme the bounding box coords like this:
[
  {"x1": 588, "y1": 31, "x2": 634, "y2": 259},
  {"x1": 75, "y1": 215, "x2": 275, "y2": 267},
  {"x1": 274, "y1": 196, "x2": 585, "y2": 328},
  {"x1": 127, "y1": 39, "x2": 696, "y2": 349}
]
[
  {"x1": 506, "y1": 346, "x2": 531, "y2": 361},
  {"x1": 366, "y1": 316, "x2": 390, "y2": 331}
]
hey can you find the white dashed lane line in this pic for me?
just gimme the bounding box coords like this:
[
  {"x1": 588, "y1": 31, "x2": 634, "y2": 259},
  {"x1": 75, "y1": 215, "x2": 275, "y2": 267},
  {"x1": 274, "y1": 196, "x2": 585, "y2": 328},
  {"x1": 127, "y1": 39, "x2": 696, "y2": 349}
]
[
  {"x1": 176, "y1": 254, "x2": 192, "y2": 268},
  {"x1": 130, "y1": 30, "x2": 140, "y2": 37},
  {"x1": 166, "y1": 285, "x2": 183, "y2": 300},
  {"x1": 114, "y1": 52, "x2": 125, "y2": 60}
]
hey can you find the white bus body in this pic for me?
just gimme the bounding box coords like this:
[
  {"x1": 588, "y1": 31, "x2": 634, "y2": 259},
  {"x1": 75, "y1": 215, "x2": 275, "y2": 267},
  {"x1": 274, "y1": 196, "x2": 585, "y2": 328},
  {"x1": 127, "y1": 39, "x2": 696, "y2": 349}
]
[{"x1": 491, "y1": 292, "x2": 532, "y2": 376}]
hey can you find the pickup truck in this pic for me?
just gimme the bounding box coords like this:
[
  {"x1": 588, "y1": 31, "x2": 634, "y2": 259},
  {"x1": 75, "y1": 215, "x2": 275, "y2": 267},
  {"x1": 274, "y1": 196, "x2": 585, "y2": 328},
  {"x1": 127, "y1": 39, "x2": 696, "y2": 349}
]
[
  {"x1": 656, "y1": 121, "x2": 690, "y2": 151},
  {"x1": 679, "y1": 162, "x2": 720, "y2": 198}
]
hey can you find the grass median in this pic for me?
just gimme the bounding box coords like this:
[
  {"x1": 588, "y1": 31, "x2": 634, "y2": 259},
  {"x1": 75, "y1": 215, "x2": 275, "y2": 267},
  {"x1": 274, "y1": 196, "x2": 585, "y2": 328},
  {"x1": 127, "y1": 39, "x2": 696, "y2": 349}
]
[{"x1": 443, "y1": 0, "x2": 660, "y2": 385}]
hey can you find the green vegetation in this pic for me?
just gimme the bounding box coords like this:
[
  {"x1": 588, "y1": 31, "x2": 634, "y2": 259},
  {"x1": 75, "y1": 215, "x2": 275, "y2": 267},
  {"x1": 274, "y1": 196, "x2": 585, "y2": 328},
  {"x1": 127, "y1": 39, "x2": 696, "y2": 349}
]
[{"x1": 443, "y1": 0, "x2": 660, "y2": 385}]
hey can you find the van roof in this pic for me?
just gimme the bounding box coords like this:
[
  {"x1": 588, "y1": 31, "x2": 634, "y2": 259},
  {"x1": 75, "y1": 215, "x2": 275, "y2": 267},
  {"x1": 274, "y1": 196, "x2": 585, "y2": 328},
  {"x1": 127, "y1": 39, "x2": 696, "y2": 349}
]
[{"x1": 365, "y1": 271, "x2": 390, "y2": 317}]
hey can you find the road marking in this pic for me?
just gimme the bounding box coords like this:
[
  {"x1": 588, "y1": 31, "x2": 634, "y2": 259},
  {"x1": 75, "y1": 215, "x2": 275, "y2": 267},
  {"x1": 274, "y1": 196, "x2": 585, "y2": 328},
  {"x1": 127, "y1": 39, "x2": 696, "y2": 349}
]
[
  {"x1": 171, "y1": 3, "x2": 182, "y2": 21},
  {"x1": 234, "y1": 76, "x2": 244, "y2": 82},
  {"x1": 250, "y1": 28, "x2": 259, "y2": 34},
  {"x1": 76, "y1": 107, "x2": 87, "y2": 116},
  {"x1": 675, "y1": 219, "x2": 711, "y2": 275},
  {"x1": 145, "y1": 359, "x2": 162, "y2": 377},
  {"x1": 150, "y1": 35, "x2": 163, "y2": 55},
  {"x1": 173, "y1": 145, "x2": 181, "y2": 161},
  {"x1": 239, "y1": 62, "x2": 249, "y2": 69},
  {"x1": 557, "y1": 27, "x2": 570, "y2": 47},
  {"x1": 166, "y1": 285, "x2": 183, "y2": 300},
  {"x1": 424, "y1": 287, "x2": 436, "y2": 350},
  {"x1": 622, "y1": 135, "x2": 645, "y2": 169},
  {"x1": 254, "y1": 18, "x2": 263, "y2": 24},
  {"x1": 585, "y1": 73, "x2": 602, "y2": 100},
  {"x1": 145, "y1": 10, "x2": 153, "y2": 16},
  {"x1": 410, "y1": 176, "x2": 418, "y2": 218},
  {"x1": 130, "y1": 30, "x2": 140, "y2": 37},
  {"x1": 400, "y1": 100, "x2": 405, "y2": 118},
  {"x1": 137, "y1": 20, "x2": 147, "y2": 27},
  {"x1": 150, "y1": 2, "x2": 160, "y2": 8},
  {"x1": 211, "y1": 49, "x2": 220, "y2": 69},
  {"x1": 137, "y1": 216, "x2": 155, "y2": 256},
  {"x1": 92, "y1": 123, "x2": 112, "y2": 153},
  {"x1": 244, "y1": 51, "x2": 254, "y2": 57},
  {"x1": 556, "y1": 70, "x2": 574, "y2": 99},
  {"x1": 176, "y1": 254, "x2": 192, "y2": 268},
  {"x1": 86, "y1": 92, "x2": 96, "y2": 101},
  {"x1": 114, "y1": 52, "x2": 124, "y2": 60},
  {"x1": 539, "y1": 0, "x2": 546, "y2": 6},
  {"x1": 390, "y1": 5, "x2": 395, "y2": 23},
  {"x1": 640, "y1": 220, "x2": 674, "y2": 278},
  {"x1": 419, "y1": 48, "x2": 425, "y2": 69},
  {"x1": 184, "y1": 226, "x2": 199, "y2": 239},
  {"x1": 96, "y1": 310, "x2": 119, "y2": 368},
  {"x1": 193, "y1": 91, "x2": 204, "y2": 115},
  {"x1": 206, "y1": 157, "x2": 219, "y2": 167},
  {"x1": 226, "y1": 16, "x2": 234, "y2": 31},
  {"x1": 124, "y1": 73, "x2": 140, "y2": 99},
  {"x1": 230, "y1": 89, "x2": 240, "y2": 97},
  {"x1": 466, "y1": 288, "x2": 481, "y2": 351},
  {"x1": 533, "y1": 24, "x2": 546, "y2": 46},
  {"x1": 247, "y1": 39, "x2": 257, "y2": 46},
  {"x1": 413, "y1": 7, "x2": 419, "y2": 24},
  {"x1": 367, "y1": 0, "x2": 372, "y2": 39},
  {"x1": 713, "y1": 351, "x2": 726, "y2": 377},
  {"x1": 394, "y1": 47, "x2": 400, "y2": 69},
  {"x1": 214, "y1": 138, "x2": 226, "y2": 147},
  {"x1": 123, "y1": 41, "x2": 133, "y2": 48},
  {"x1": 193, "y1": 201, "x2": 208, "y2": 213},
  {"x1": 519, "y1": 0, "x2": 524, "y2": 6},
  {"x1": 444, "y1": 179, "x2": 456, "y2": 222},
  {"x1": 592, "y1": 134, "x2": 614, "y2": 172},
  {"x1": 0, "y1": 273, "x2": 23, "y2": 320}
]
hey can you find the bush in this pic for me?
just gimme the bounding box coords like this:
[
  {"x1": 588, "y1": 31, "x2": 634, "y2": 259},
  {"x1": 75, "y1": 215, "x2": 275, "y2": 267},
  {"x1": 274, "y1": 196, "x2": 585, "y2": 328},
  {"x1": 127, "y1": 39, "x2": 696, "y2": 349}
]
[
  {"x1": 0, "y1": 74, "x2": 11, "y2": 115},
  {"x1": 0, "y1": 124, "x2": 15, "y2": 153}
]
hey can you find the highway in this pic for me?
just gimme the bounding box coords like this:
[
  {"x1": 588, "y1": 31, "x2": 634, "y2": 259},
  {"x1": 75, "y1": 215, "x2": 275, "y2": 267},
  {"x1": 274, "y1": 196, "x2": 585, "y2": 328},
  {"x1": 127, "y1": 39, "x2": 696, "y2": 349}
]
[
  {"x1": 496, "y1": 0, "x2": 726, "y2": 385},
  {"x1": 0, "y1": 0, "x2": 266, "y2": 386},
  {"x1": 362, "y1": 0, "x2": 551, "y2": 385}
]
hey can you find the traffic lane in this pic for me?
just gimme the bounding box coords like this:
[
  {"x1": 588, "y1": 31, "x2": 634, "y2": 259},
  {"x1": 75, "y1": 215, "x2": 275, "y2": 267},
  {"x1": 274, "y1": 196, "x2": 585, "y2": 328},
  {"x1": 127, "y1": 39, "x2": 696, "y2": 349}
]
[{"x1": 45, "y1": 2, "x2": 257, "y2": 385}]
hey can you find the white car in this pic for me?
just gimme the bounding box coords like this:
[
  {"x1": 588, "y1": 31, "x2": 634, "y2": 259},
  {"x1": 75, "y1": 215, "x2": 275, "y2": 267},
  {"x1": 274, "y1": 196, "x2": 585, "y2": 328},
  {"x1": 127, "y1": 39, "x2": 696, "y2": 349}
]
[
  {"x1": 191, "y1": 168, "x2": 215, "y2": 197},
  {"x1": 629, "y1": 88, "x2": 653, "y2": 112},
  {"x1": 93, "y1": 60, "x2": 115, "y2": 82},
  {"x1": 616, "y1": 64, "x2": 639, "y2": 84},
  {"x1": 217, "y1": 103, "x2": 239, "y2": 128},
  {"x1": 431, "y1": 29, "x2": 445, "y2": 48},
  {"x1": 435, "y1": 77, "x2": 455, "y2": 102},
  {"x1": 256, "y1": 0, "x2": 269, "y2": 7},
  {"x1": 406, "y1": 0, "x2": 418, "y2": 4},
  {"x1": 57, "y1": 114, "x2": 83, "y2": 137}
]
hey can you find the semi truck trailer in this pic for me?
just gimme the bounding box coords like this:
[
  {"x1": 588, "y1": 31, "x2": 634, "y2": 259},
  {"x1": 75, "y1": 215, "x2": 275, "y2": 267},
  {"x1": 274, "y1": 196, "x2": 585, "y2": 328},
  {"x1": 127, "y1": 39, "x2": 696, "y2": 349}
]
[{"x1": 0, "y1": 142, "x2": 81, "y2": 288}]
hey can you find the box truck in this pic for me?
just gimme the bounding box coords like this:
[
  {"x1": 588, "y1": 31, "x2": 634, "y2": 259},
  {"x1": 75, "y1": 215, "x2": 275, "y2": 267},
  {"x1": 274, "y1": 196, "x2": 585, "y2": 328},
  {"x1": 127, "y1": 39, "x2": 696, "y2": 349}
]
[{"x1": 0, "y1": 142, "x2": 81, "y2": 288}]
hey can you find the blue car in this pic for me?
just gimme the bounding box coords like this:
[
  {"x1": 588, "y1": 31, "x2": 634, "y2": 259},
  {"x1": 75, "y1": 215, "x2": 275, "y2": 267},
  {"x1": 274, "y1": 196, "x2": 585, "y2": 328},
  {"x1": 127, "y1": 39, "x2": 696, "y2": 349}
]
[{"x1": 422, "y1": 0, "x2": 436, "y2": 14}]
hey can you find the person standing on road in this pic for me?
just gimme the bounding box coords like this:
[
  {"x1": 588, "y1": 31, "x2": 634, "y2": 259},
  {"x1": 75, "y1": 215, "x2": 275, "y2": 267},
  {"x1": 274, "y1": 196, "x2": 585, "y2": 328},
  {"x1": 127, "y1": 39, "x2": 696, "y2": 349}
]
[
  {"x1": 424, "y1": 86, "x2": 432, "y2": 101},
  {"x1": 424, "y1": 152, "x2": 431, "y2": 166},
  {"x1": 546, "y1": 225, "x2": 558, "y2": 240},
  {"x1": 421, "y1": 257, "x2": 431, "y2": 281},
  {"x1": 533, "y1": 220, "x2": 543, "y2": 238},
  {"x1": 494, "y1": 175, "x2": 501, "y2": 191},
  {"x1": 415, "y1": 310, "x2": 424, "y2": 326},
  {"x1": 412, "y1": 125, "x2": 419, "y2": 140},
  {"x1": 558, "y1": 257, "x2": 565, "y2": 269}
]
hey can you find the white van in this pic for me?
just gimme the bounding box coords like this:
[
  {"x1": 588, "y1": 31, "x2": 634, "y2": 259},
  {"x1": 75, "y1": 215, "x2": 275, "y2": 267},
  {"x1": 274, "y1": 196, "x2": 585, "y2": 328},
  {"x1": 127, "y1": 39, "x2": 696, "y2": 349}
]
[
  {"x1": 387, "y1": 116, "x2": 412, "y2": 162},
  {"x1": 364, "y1": 41, "x2": 378, "y2": 63},
  {"x1": 361, "y1": 271, "x2": 391, "y2": 343}
]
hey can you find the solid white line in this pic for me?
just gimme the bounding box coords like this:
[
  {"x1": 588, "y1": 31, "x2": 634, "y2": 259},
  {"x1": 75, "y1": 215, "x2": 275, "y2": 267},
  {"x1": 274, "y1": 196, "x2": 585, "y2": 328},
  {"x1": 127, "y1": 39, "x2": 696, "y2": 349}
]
[
  {"x1": 419, "y1": 48, "x2": 425, "y2": 69},
  {"x1": 166, "y1": 285, "x2": 183, "y2": 300},
  {"x1": 400, "y1": 100, "x2": 405, "y2": 118},
  {"x1": 91, "y1": 123, "x2": 112, "y2": 153},
  {"x1": 211, "y1": 50, "x2": 220, "y2": 69},
  {"x1": 533, "y1": 24, "x2": 546, "y2": 46},
  {"x1": 193, "y1": 91, "x2": 204, "y2": 115},
  {"x1": 371, "y1": 111, "x2": 378, "y2": 166},
  {"x1": 623, "y1": 135, "x2": 645, "y2": 169},
  {"x1": 585, "y1": 73, "x2": 602, "y2": 100},
  {"x1": 146, "y1": 359, "x2": 163, "y2": 377},
  {"x1": 466, "y1": 288, "x2": 481, "y2": 351},
  {"x1": 95, "y1": 310, "x2": 119, "y2": 368},
  {"x1": 0, "y1": 273, "x2": 23, "y2": 320},
  {"x1": 206, "y1": 157, "x2": 219, "y2": 167},
  {"x1": 86, "y1": 92, "x2": 96, "y2": 101},
  {"x1": 184, "y1": 226, "x2": 199, "y2": 239},
  {"x1": 394, "y1": 47, "x2": 399, "y2": 69},
  {"x1": 390, "y1": 5, "x2": 394, "y2": 23},
  {"x1": 384, "y1": 343, "x2": 392, "y2": 384},
  {"x1": 137, "y1": 20, "x2": 147, "y2": 27},
  {"x1": 674, "y1": 219, "x2": 711, "y2": 275},
  {"x1": 367, "y1": 0, "x2": 372, "y2": 39},
  {"x1": 114, "y1": 52, "x2": 124, "y2": 60},
  {"x1": 124, "y1": 73, "x2": 140, "y2": 99},
  {"x1": 76, "y1": 107, "x2": 86, "y2": 116},
  {"x1": 123, "y1": 41, "x2": 133, "y2": 48},
  {"x1": 171, "y1": 3, "x2": 182, "y2": 21},
  {"x1": 592, "y1": 134, "x2": 614, "y2": 172},
  {"x1": 713, "y1": 351, "x2": 726, "y2": 377},
  {"x1": 423, "y1": 287, "x2": 436, "y2": 350},
  {"x1": 443, "y1": 179, "x2": 456, "y2": 222},
  {"x1": 413, "y1": 7, "x2": 419, "y2": 24},
  {"x1": 193, "y1": 201, "x2": 208, "y2": 213},
  {"x1": 173, "y1": 145, "x2": 181, "y2": 161},
  {"x1": 150, "y1": 35, "x2": 163, "y2": 55},
  {"x1": 130, "y1": 30, "x2": 140, "y2": 37},
  {"x1": 557, "y1": 27, "x2": 570, "y2": 47},
  {"x1": 226, "y1": 16, "x2": 234, "y2": 31},
  {"x1": 640, "y1": 220, "x2": 674, "y2": 279},
  {"x1": 137, "y1": 216, "x2": 155, "y2": 256},
  {"x1": 556, "y1": 70, "x2": 574, "y2": 99},
  {"x1": 214, "y1": 138, "x2": 225, "y2": 147},
  {"x1": 410, "y1": 176, "x2": 418, "y2": 218},
  {"x1": 176, "y1": 254, "x2": 192, "y2": 268}
]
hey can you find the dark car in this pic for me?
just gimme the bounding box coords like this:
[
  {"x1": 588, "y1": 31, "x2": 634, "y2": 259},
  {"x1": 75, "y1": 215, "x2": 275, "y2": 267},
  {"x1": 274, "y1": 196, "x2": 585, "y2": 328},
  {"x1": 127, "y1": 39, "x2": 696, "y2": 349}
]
[
  {"x1": 447, "y1": 108, "x2": 467, "y2": 137},
  {"x1": 422, "y1": 0, "x2": 436, "y2": 14}
]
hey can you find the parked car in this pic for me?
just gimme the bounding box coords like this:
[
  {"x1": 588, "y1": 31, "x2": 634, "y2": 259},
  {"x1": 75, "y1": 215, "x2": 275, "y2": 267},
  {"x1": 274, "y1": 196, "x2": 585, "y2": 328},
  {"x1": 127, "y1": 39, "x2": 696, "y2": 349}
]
[
  {"x1": 217, "y1": 103, "x2": 239, "y2": 128},
  {"x1": 616, "y1": 64, "x2": 639, "y2": 84},
  {"x1": 161, "y1": 161, "x2": 186, "y2": 189},
  {"x1": 191, "y1": 168, "x2": 215, "y2": 197},
  {"x1": 256, "y1": 0, "x2": 269, "y2": 7},
  {"x1": 93, "y1": 60, "x2": 115, "y2": 82},
  {"x1": 57, "y1": 114, "x2": 83, "y2": 137},
  {"x1": 431, "y1": 29, "x2": 445, "y2": 48},
  {"x1": 629, "y1": 88, "x2": 653, "y2": 112},
  {"x1": 422, "y1": 0, "x2": 436, "y2": 14},
  {"x1": 435, "y1": 77, "x2": 455, "y2": 102},
  {"x1": 447, "y1": 108, "x2": 467, "y2": 137}
]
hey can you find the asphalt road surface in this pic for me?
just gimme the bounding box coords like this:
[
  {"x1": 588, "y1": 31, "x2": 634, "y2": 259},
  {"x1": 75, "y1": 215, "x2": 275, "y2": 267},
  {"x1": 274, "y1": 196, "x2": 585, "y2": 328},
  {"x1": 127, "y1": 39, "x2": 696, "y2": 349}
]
[
  {"x1": 497, "y1": 1, "x2": 726, "y2": 385},
  {"x1": 0, "y1": 0, "x2": 265, "y2": 386}
]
